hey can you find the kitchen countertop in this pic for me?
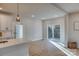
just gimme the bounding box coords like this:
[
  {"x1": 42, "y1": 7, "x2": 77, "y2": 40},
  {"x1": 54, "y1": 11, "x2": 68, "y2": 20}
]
[{"x1": 0, "y1": 39, "x2": 27, "y2": 49}]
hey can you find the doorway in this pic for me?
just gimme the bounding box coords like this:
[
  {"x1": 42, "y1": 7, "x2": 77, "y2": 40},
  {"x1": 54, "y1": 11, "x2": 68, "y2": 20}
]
[
  {"x1": 47, "y1": 24, "x2": 65, "y2": 46},
  {"x1": 48, "y1": 24, "x2": 60, "y2": 42}
]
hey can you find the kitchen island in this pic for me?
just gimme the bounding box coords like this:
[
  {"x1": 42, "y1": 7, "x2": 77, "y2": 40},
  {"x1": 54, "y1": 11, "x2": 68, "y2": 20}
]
[{"x1": 0, "y1": 39, "x2": 29, "y2": 56}]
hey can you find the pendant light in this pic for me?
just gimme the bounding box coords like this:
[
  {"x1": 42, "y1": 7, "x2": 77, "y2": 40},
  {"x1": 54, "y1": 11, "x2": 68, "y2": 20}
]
[{"x1": 16, "y1": 3, "x2": 20, "y2": 22}]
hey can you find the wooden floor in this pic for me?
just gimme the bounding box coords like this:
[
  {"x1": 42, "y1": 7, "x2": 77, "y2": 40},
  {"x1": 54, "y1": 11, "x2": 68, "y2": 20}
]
[{"x1": 28, "y1": 40, "x2": 66, "y2": 56}]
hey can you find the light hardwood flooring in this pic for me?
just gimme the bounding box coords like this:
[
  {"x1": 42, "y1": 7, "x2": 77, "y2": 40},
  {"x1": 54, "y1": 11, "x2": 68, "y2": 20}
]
[{"x1": 28, "y1": 40, "x2": 66, "y2": 56}]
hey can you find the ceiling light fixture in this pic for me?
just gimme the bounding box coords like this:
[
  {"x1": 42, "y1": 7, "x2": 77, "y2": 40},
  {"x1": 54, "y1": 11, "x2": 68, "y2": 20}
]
[
  {"x1": 32, "y1": 15, "x2": 35, "y2": 18},
  {"x1": 41, "y1": 18, "x2": 46, "y2": 19},
  {"x1": 16, "y1": 3, "x2": 20, "y2": 22},
  {"x1": 0, "y1": 8, "x2": 3, "y2": 10}
]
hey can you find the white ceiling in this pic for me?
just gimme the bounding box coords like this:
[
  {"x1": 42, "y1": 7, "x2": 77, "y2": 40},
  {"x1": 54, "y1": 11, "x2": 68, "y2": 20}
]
[
  {"x1": 56, "y1": 3, "x2": 79, "y2": 13},
  {"x1": 0, "y1": 3, "x2": 66, "y2": 20},
  {"x1": 0, "y1": 3, "x2": 79, "y2": 20}
]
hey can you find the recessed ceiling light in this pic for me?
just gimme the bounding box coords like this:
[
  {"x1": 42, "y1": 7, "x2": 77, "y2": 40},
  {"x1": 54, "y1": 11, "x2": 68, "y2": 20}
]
[
  {"x1": 0, "y1": 8, "x2": 3, "y2": 10},
  {"x1": 32, "y1": 15, "x2": 35, "y2": 18},
  {"x1": 41, "y1": 18, "x2": 46, "y2": 19},
  {"x1": 54, "y1": 14, "x2": 58, "y2": 17}
]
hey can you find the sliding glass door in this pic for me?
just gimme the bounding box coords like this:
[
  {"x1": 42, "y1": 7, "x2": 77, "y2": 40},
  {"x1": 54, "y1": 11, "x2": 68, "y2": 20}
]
[
  {"x1": 48, "y1": 24, "x2": 60, "y2": 41},
  {"x1": 48, "y1": 25, "x2": 52, "y2": 39}
]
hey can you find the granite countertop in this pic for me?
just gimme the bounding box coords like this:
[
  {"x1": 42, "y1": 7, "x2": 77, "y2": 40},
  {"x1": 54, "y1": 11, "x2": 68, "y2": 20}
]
[{"x1": 0, "y1": 39, "x2": 27, "y2": 49}]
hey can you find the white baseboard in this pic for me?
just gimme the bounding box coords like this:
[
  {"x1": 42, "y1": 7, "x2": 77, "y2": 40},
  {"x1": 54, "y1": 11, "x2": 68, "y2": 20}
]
[{"x1": 31, "y1": 39, "x2": 43, "y2": 42}]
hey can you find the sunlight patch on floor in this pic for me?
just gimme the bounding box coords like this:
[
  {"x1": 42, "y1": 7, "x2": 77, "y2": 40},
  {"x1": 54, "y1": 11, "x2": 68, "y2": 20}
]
[{"x1": 49, "y1": 40, "x2": 76, "y2": 56}]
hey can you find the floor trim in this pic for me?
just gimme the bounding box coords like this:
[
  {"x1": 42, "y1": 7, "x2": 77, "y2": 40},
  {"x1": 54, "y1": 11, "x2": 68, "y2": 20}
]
[{"x1": 49, "y1": 40, "x2": 76, "y2": 56}]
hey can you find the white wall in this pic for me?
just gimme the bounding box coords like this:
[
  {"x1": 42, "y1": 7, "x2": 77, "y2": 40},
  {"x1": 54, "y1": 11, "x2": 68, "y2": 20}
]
[
  {"x1": 0, "y1": 14, "x2": 13, "y2": 31},
  {"x1": 0, "y1": 13, "x2": 15, "y2": 39},
  {"x1": 42, "y1": 17, "x2": 65, "y2": 44},
  {"x1": 23, "y1": 19, "x2": 42, "y2": 42},
  {"x1": 0, "y1": 13, "x2": 42, "y2": 41},
  {"x1": 68, "y1": 13, "x2": 79, "y2": 48},
  {"x1": 42, "y1": 13, "x2": 79, "y2": 48}
]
